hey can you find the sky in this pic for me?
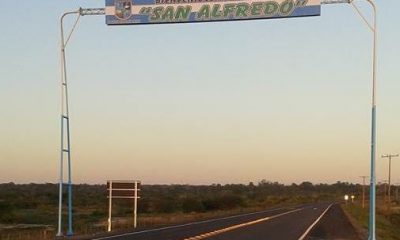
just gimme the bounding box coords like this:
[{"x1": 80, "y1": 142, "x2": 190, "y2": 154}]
[{"x1": 0, "y1": 0, "x2": 399, "y2": 185}]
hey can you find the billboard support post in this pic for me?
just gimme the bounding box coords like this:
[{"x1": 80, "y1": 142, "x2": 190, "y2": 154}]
[
  {"x1": 323, "y1": 1, "x2": 377, "y2": 239},
  {"x1": 106, "y1": 180, "x2": 141, "y2": 232},
  {"x1": 134, "y1": 181, "x2": 138, "y2": 228},
  {"x1": 58, "y1": 10, "x2": 81, "y2": 237},
  {"x1": 348, "y1": 1, "x2": 377, "y2": 239},
  {"x1": 108, "y1": 181, "x2": 113, "y2": 232},
  {"x1": 57, "y1": 8, "x2": 105, "y2": 237}
]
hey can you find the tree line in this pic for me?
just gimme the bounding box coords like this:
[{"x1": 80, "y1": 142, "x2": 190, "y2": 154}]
[{"x1": 0, "y1": 180, "x2": 363, "y2": 226}]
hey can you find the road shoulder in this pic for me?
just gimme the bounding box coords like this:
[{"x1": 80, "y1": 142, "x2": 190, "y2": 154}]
[{"x1": 305, "y1": 203, "x2": 360, "y2": 240}]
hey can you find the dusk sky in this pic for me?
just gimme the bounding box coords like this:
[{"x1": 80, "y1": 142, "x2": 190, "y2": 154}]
[{"x1": 0, "y1": 0, "x2": 399, "y2": 185}]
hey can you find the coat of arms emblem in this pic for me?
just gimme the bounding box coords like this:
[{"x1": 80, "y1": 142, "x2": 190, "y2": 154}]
[{"x1": 115, "y1": 0, "x2": 132, "y2": 20}]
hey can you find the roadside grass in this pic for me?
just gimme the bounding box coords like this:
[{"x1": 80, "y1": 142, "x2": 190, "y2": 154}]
[
  {"x1": 342, "y1": 201, "x2": 400, "y2": 240},
  {"x1": 0, "y1": 201, "x2": 304, "y2": 240}
]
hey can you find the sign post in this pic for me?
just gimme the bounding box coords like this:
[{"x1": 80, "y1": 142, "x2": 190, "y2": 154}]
[
  {"x1": 108, "y1": 181, "x2": 113, "y2": 232},
  {"x1": 134, "y1": 181, "x2": 138, "y2": 228},
  {"x1": 106, "y1": 180, "x2": 141, "y2": 232}
]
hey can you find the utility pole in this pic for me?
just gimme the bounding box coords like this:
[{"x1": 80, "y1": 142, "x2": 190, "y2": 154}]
[
  {"x1": 379, "y1": 180, "x2": 388, "y2": 203},
  {"x1": 382, "y1": 154, "x2": 399, "y2": 210},
  {"x1": 383, "y1": 181, "x2": 387, "y2": 203},
  {"x1": 379, "y1": 180, "x2": 388, "y2": 206},
  {"x1": 360, "y1": 176, "x2": 368, "y2": 209}
]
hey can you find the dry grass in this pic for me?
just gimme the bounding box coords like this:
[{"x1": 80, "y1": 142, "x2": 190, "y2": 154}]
[
  {"x1": 95, "y1": 206, "x2": 265, "y2": 232},
  {"x1": 342, "y1": 199, "x2": 400, "y2": 240}
]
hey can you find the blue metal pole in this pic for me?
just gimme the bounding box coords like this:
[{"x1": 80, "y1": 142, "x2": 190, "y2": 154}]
[
  {"x1": 59, "y1": 10, "x2": 80, "y2": 237},
  {"x1": 57, "y1": 116, "x2": 64, "y2": 237},
  {"x1": 67, "y1": 118, "x2": 73, "y2": 236},
  {"x1": 347, "y1": 1, "x2": 378, "y2": 238},
  {"x1": 322, "y1": 2, "x2": 378, "y2": 238},
  {"x1": 67, "y1": 182, "x2": 73, "y2": 235},
  {"x1": 368, "y1": 1, "x2": 377, "y2": 239},
  {"x1": 369, "y1": 106, "x2": 376, "y2": 240}
]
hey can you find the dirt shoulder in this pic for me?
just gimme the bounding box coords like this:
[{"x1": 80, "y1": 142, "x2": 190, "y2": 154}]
[{"x1": 306, "y1": 203, "x2": 360, "y2": 240}]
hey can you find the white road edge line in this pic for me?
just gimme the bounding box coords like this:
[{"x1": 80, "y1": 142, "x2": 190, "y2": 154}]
[
  {"x1": 298, "y1": 203, "x2": 333, "y2": 240},
  {"x1": 92, "y1": 206, "x2": 298, "y2": 240}
]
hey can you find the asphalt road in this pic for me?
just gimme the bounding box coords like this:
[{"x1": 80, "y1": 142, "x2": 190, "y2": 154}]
[{"x1": 87, "y1": 203, "x2": 336, "y2": 240}]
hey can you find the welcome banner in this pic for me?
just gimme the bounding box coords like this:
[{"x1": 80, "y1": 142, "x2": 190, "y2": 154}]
[{"x1": 105, "y1": 0, "x2": 321, "y2": 25}]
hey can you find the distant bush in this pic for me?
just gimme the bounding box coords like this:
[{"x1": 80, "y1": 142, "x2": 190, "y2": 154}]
[
  {"x1": 182, "y1": 198, "x2": 204, "y2": 213},
  {"x1": 151, "y1": 197, "x2": 180, "y2": 213},
  {"x1": 0, "y1": 200, "x2": 15, "y2": 223}
]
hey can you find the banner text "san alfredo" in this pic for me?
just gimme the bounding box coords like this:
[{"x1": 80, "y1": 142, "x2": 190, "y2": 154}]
[{"x1": 139, "y1": 0, "x2": 312, "y2": 22}]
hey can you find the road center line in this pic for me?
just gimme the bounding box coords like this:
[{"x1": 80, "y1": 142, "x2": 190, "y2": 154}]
[
  {"x1": 93, "y1": 206, "x2": 298, "y2": 240},
  {"x1": 183, "y1": 208, "x2": 304, "y2": 240},
  {"x1": 298, "y1": 203, "x2": 333, "y2": 240}
]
